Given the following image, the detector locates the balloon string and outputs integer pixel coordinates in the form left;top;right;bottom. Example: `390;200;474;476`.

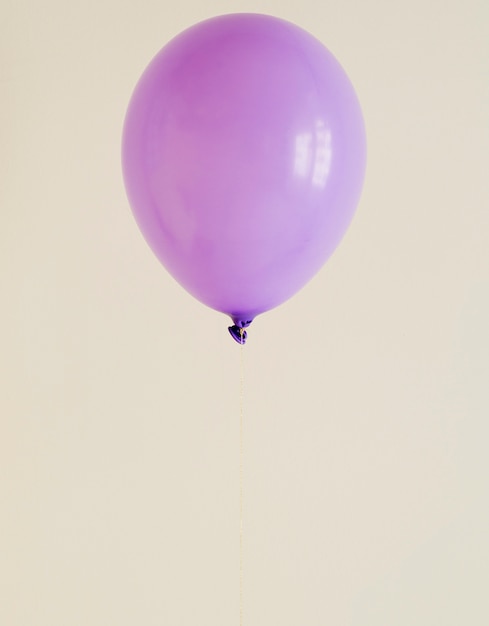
239;328;245;626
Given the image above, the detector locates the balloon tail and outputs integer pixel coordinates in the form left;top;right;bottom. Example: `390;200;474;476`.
228;317;253;344
228;325;248;344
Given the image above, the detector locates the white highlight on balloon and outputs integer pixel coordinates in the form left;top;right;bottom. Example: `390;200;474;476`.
294;120;332;187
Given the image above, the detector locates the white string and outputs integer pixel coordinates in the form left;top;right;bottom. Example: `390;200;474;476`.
239;329;245;626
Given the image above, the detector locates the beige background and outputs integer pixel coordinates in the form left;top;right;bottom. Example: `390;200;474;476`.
2;0;488;624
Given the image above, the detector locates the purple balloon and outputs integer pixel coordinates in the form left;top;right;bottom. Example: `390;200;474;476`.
122;13;366;340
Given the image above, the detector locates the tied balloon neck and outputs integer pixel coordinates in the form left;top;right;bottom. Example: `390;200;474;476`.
228;319;253;345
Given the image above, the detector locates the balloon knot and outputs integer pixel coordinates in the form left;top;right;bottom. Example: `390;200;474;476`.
228;325;248;344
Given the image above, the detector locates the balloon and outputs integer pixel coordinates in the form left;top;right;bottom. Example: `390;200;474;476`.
122;13;366;343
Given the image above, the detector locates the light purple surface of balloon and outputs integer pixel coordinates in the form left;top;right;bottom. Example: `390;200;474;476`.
122;13;366;334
